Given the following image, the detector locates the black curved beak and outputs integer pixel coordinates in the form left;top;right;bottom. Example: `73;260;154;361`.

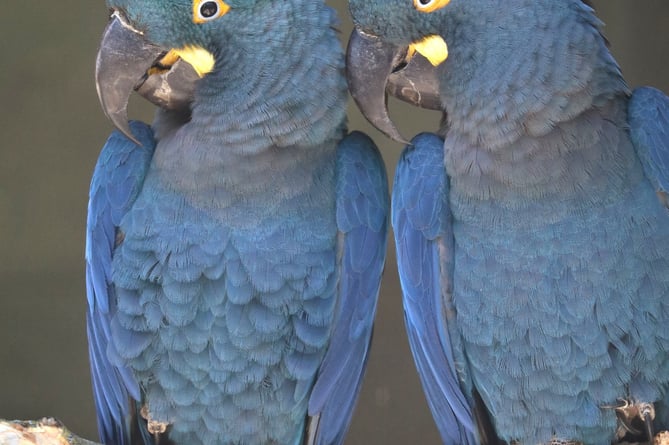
346;28;442;143
95;11;198;143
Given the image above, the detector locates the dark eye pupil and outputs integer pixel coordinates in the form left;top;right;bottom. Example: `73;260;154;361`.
200;1;218;18
418;0;431;5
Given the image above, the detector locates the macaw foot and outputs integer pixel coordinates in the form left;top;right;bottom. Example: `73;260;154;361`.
654;431;669;445
603;398;655;442
140;404;170;440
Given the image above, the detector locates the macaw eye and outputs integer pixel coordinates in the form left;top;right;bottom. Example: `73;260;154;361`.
413;0;450;13
193;0;230;23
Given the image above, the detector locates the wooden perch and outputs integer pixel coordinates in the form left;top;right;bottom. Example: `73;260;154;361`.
0;418;99;445
1;418;669;445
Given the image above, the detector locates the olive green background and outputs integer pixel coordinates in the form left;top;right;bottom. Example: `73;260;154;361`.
1;2;668;444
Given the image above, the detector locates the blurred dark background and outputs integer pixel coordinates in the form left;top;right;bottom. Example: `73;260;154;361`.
1;1;667;444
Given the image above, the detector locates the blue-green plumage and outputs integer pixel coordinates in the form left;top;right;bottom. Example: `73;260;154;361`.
347;0;669;443
87;1;389;444
449;93;669;443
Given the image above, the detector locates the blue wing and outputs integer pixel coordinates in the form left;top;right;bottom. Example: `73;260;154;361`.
628;86;669;202
392;133;477;444
86;122;156;445
307;131;389;445
629;86;669;428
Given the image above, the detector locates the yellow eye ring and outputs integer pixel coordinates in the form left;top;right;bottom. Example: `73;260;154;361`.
413;0;450;13
193;0;230;24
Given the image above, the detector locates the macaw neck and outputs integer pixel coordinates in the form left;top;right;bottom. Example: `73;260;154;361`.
148;0;346;203
439;1;629;151
438;2;643;222
446;95;649;228
188;0;347;155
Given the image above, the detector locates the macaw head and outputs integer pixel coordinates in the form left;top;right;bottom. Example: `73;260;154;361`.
346;0;616;143
96;0;285;142
345;0;452;142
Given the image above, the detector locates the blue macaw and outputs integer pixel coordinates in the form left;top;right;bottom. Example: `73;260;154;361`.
86;0;389;443
345;0;669;444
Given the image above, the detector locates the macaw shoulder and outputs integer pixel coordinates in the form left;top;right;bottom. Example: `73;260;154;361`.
628;86;669;200
87;120;156;311
335;131;388;236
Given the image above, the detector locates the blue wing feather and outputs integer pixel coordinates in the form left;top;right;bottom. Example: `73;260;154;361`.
307;131;389;445
392;133;477;444
86;122;156;445
629;87;669;198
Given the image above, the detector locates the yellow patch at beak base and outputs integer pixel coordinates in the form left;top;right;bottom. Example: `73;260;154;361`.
409;35;448;67
174;45;215;77
147;50;182;76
